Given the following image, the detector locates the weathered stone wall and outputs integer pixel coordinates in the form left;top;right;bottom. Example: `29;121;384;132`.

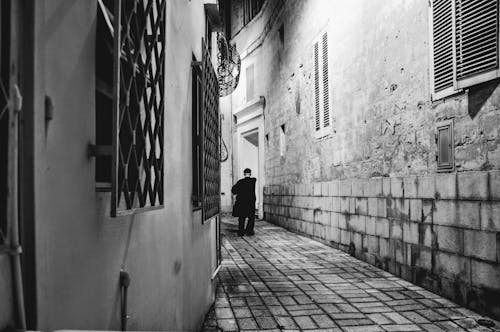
264;171;500;320
238;0;500;183
228;0;500;321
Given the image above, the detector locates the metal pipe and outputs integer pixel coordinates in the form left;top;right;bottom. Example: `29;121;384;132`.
120;270;130;331
9;83;26;330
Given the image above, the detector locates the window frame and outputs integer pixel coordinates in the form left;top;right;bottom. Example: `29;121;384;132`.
429;0;500;100
243;0;264;26
200;37;221;223
110;0;166;217
95;0;114;191
312;29;333;140
192;56;203;210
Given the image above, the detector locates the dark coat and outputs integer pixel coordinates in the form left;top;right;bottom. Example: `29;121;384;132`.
231;177;256;217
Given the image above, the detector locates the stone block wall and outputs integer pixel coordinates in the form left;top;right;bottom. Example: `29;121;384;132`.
264;171;500;320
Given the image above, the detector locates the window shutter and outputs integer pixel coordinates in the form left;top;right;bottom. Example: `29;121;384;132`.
432;0;454;93
431;0;500;97
455;0;499;85
437;119;455;172
321;32;330;128
313;42;321;132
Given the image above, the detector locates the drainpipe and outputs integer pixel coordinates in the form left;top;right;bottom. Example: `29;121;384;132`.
120;270;130;331
9;84;27;330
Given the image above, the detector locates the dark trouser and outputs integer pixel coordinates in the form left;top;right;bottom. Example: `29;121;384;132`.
238;215;255;234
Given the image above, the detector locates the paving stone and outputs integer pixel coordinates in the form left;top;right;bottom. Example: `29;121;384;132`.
201;217;500;332
383;324;422;331
310;314;337;328
294;315;317;329
275;316;298;329
215;307;234;319
336;318;374;326
250;307;272;317
342;325;384;331
367;313;393;325
233;307;252;318
237;317;258;330
255;316;278;329
268;305;288;316
217;318;238;331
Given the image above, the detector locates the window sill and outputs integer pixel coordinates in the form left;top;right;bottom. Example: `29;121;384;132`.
315;132;334;142
431;88;465;104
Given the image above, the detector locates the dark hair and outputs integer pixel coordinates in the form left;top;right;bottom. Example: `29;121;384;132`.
243;168;251;174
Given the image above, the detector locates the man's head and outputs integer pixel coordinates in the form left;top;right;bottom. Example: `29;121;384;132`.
243;168;252;177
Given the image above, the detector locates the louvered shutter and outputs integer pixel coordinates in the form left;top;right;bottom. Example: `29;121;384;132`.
437;119;455;172
455;0;499;88
313;31;331;138
322;32;330;128
432;0;454;95
314;42;321;132
431;0;500;98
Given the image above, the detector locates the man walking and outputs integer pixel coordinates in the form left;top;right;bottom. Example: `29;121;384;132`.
231;168;257;236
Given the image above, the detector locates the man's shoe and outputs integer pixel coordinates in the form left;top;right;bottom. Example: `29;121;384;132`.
237;231;245;237
246;231;255;236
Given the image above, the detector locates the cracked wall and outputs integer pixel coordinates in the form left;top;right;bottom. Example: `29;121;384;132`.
228;0;500;183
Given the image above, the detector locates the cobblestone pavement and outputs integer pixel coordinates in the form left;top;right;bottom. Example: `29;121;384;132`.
202;217;500;332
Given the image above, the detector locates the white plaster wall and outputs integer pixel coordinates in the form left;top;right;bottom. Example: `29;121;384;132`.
220;96;234;212
31;0;216;330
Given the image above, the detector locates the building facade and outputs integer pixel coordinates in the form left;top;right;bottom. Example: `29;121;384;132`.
223;0;500;321
0;0;222;330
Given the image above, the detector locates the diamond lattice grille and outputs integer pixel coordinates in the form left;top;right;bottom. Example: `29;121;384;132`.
112;0;166;216
202;39;221;222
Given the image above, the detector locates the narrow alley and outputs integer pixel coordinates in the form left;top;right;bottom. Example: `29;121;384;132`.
2;0;500;331
202;217;500;332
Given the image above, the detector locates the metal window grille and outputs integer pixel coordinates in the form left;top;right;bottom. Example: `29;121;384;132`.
202;38;221;222
111;0;166;217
